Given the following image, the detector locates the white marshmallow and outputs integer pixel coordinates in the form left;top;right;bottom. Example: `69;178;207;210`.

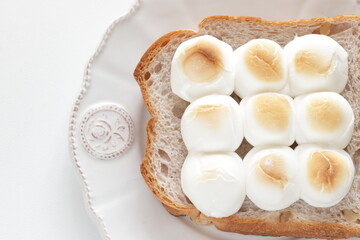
240;93;295;146
181;95;243;152
171;35;234;102
243;146;300;211
294;92;354;149
284;34;348;96
234;39;288;98
181;152;246;217
296;144;355;208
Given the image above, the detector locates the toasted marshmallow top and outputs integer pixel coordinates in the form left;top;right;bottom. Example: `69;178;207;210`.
181;95;243;152
181;152;246;218
243;146;300;211
240;93;295;146
296;144;355;207
284;34;348;96
234;39;288;98
294;92;354;148
175;34;354;214
171;35;234;102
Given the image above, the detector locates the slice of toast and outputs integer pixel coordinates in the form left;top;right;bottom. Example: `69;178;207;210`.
134;15;360;238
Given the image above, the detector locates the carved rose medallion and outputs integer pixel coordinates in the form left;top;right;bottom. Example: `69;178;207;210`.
80;104;134;160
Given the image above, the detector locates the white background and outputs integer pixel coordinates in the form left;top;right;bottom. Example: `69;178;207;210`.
0;0;132;239
0;0;359;240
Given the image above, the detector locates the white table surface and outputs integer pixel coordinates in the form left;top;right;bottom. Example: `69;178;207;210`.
0;0;133;239
1;0;359;240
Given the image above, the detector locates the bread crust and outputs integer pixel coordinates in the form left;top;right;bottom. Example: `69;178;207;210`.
200;15;360;26
134;15;360;238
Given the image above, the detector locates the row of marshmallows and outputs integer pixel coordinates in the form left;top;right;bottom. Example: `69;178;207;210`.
171;34;348;102
181;145;355;218
182;93;354;150
180;94;355;218
172;34;355;218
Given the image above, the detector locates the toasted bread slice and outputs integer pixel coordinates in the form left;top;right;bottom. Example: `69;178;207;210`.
134;15;360;238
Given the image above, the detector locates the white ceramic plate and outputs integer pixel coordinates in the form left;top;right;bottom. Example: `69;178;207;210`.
69;0;360;239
